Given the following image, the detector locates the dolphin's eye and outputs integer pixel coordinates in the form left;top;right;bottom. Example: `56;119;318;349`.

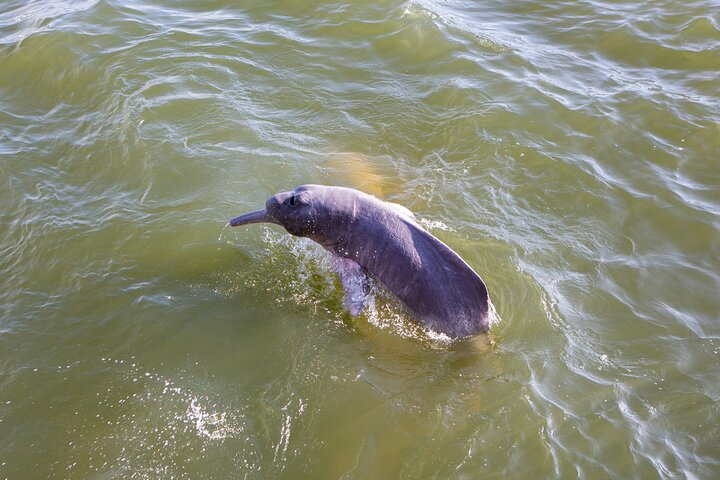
288;195;297;207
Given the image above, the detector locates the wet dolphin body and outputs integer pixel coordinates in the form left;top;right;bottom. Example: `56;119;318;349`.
229;185;490;338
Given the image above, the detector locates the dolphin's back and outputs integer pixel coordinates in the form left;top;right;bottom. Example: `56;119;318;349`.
339;191;490;337
403;222;490;336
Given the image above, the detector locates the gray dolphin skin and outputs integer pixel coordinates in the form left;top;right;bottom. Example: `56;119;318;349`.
229;185;490;338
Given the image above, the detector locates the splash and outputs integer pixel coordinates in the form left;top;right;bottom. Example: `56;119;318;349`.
216;222;231;242
486;297;501;328
54;357;255;479
229;228;491;346
417;217;456;232
259;229;458;343
99;357;245;442
186;397;243;441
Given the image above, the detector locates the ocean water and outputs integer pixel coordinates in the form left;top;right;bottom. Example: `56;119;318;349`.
1;0;718;478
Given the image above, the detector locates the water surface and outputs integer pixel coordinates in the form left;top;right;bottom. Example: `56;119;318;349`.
1;0;719;478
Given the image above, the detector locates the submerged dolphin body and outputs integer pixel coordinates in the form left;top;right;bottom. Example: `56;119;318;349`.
229;185;490;338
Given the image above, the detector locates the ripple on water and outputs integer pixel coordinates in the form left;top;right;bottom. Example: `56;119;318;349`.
1;0;719;478
0;0;99;46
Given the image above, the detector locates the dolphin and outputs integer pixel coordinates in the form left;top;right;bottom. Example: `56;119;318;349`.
229;185;490;338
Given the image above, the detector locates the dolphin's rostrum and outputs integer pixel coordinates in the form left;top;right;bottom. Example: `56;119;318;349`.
229;185;490;338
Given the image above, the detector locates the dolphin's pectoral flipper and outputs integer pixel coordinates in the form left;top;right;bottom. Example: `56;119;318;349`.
330;255;368;316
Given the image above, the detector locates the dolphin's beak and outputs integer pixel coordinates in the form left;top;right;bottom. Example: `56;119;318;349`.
228;209;280;227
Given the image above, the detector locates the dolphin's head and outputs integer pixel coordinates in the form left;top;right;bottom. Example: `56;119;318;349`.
229;185;351;240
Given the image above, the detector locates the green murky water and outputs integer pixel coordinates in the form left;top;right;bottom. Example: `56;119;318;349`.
1;0;719;478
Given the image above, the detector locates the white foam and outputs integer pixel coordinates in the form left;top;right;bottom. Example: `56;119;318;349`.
418;217;456;232
186;397;243;441
487;297;501;327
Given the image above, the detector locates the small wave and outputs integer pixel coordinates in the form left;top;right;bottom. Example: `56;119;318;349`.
401;0;511;54
0;0;99;46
